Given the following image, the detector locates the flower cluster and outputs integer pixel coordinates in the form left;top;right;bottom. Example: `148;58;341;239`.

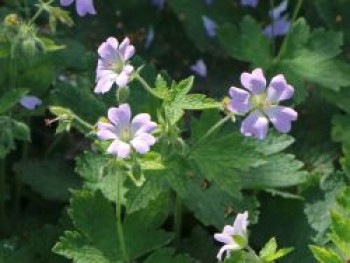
60;0;96;17
95;37;135;94
214;212;249;261
227;68;297;140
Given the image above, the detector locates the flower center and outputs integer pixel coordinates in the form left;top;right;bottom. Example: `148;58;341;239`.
250;93;267;109
111;59;124;74
119;126;131;142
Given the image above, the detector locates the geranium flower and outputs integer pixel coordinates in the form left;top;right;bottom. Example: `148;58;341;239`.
95;37;135;94
190;59;207;77
240;0;258;8
227;68;297;140
202;16;218;38
97;104;157;158
214;212;249;261
20;95;42;110
263;0;290;38
60;0;96;17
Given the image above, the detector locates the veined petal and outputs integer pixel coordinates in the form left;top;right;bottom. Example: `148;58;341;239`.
265;105;297;133
240;68;266;94
132;113;157;134
240;110;269;140
228;87;251;114
115;72;130;88
131;133;156;154
94;75;115;94
108;104;131;127
232;212;249;237
107;139;131;158
216;244;240;261
266;74;294;102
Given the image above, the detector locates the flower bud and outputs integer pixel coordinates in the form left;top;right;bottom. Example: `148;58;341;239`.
4;14;20;27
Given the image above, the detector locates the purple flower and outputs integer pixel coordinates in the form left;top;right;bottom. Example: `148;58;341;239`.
150;0;165;9
60;0;96;17
95;37;135;94
227;68;297;140
263;0;290;38
214;212;249;261
144;27;155;49
202;16;218;38
190;59;207;77
240;0;258;8
97;104;157;158
20;95;42;110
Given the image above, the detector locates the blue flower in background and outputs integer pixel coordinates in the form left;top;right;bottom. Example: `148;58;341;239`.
150;0;165;10
20;95;42;110
202;16;218;38
263;0;290;38
190;59;207;78
60;0;96;17
240;0;258;8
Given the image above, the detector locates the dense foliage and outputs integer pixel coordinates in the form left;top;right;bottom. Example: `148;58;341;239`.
0;0;349;262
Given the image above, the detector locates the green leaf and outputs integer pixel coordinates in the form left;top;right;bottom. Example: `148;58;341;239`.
14;159;80;201
144;248;195;263
218;16;272;68
75;151;123;203
259;238;277;258
12;120;30;142
53;190;120;262
38;37;66;52
0;88;28;114
259;237;293;262
309;246;343;263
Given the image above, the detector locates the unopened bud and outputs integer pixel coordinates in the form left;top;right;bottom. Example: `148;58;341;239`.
4;14;20;27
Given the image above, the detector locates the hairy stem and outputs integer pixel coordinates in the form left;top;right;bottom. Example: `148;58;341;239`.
116;173;128;262
29;0;54;24
174;193;182;246
134;74;163;99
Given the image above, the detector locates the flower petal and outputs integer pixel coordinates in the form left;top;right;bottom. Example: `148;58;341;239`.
202;16;218;38
227;87;252;114
96;122;117;140
107;139;131;158
20;95;42;110
108;104;131;127
240;110;269;140
131;133;156;154
60;0;74;6
115;72;130;88
266;74;294;102
98;38;118;60
119;37;135;61
240;68;266;94
216;244;240;261
265;105;297;133
132;113;157;134
232;212;249;237
190;59;207;77
214;233;232;245
94;75;115;94
76;0;96;16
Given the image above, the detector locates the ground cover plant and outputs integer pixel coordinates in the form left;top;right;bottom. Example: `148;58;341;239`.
0;0;349;262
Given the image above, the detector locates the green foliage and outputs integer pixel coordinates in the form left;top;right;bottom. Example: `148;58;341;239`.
259;238;293;262
53;190;173;262
14;159;80;201
0;116;30;158
218;16;272;68
144;248;195;263
309;187;350;262
0;88;28;114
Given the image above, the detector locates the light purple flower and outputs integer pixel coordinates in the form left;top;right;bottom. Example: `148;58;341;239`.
95;37;135;94
240;0;258;8
20;95;42;110
202;16;218;38
190;59;207;77
60;0;96;17
214;212;249;261
150;0;165;9
263;0;290;38
227;68;297;140
144;27;155;49
97;104;157;158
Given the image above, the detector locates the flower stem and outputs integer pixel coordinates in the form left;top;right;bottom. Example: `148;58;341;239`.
0;158;7;233
174;193;182;246
29;0;54;25
116;173;128;262
134;74;163;99
275;0;304;61
191;115;232;151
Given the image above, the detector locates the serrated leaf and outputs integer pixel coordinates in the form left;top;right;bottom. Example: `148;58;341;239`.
309;246;343;263
218;16;272;68
0;88;28;114
259;238;277;258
